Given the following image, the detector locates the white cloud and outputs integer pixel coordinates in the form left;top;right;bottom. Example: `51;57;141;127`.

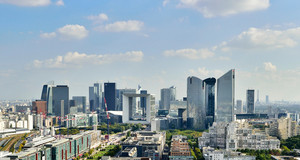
220;27;300;50
96;20;144;32
55;0;64;6
177;0;270;18
57;24;89;40
264;62;277;72
0;0;51;6
163;48;214;59
189;67;225;78
87;13;108;24
40;25;88;40
33;51;143;68
163;0;170;6
40;32;56;39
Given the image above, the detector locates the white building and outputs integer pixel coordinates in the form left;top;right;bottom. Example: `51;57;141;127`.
199;121;280;150
123;93;155;124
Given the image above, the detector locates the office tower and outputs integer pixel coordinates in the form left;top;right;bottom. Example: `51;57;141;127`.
41;84;54;115
72;96;87;113
247;89;255;114
104;82;116;111
94;83;103;112
52;85;69;117
89;83;103;113
204;78;216;128
160;86;176;110
216;69;235;123
89;86;95;112
266;95;269;104
256;90;260;104
117;89;136;111
187;76;206;130
32;100;47;115
236;100;243;114
140;90;147;115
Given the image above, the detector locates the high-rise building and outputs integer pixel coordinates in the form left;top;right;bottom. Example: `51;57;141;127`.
187;76;206;130
236;100;243;114
41;84;54;115
216;69;235;123
204;78;216;128
266;95;269;104
89;86;95;112
256;90;260;104
32;100;47;115
94;83;103;112
104;82;116;111
140;90;147;115
89;83;103;113
160;86;176;110
72;96;86;113
117;89;136;111
52;85;69;117
246;89;255;114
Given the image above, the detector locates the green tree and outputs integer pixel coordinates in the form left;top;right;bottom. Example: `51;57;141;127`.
194;148;204;160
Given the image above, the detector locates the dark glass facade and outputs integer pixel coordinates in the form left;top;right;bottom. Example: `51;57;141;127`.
104;82;116;111
204;78;216;128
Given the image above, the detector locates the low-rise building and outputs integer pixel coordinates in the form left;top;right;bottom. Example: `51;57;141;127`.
121;131;166;160
169;135;193;160
199;121;280;150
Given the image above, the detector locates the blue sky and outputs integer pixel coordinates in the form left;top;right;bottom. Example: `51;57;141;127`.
1;0;300;102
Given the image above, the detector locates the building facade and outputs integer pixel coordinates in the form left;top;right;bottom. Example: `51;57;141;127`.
187;76;205;130
216;69;235;123
246;90;255;114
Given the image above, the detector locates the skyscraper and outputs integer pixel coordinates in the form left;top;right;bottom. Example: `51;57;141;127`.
216;69;235;123
266;95;269;104
187;76;206;130
160;86;176;110
89;86;96;112
89;83;103;113
41;84;54;115
52;85;69;117
256;90;260;104
72;96;87;113
94;83;103;112
104;82;116;111
117;89;136;111
203;78;216;128
140;90;147;115
247;89;255;114
236;100;243;114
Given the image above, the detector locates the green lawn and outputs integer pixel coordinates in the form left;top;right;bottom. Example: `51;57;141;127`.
88;145;118;160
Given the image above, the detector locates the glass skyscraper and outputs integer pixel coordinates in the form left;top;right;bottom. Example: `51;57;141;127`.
246;89;255;114
204;78;216;128
187;76;206;130
72;96;87;113
160;86;176;110
104;82;116;111
52;85;69;117
89;83;103;113
216;69;235;123
41;84;54;115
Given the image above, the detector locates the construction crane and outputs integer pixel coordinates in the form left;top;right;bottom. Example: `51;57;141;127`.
104;97;110;140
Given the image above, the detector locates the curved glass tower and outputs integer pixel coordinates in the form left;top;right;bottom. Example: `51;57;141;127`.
204;78;216;128
187;76;206;130
216;69;235;123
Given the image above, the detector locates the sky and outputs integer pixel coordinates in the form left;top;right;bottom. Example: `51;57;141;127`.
1;0;300;102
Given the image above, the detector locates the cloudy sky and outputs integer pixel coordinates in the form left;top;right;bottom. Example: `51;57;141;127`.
1;0;300;102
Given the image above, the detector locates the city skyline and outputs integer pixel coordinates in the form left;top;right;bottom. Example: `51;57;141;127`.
1;0;300;101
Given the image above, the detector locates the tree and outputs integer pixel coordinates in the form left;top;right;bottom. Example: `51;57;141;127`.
194;148;204;160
